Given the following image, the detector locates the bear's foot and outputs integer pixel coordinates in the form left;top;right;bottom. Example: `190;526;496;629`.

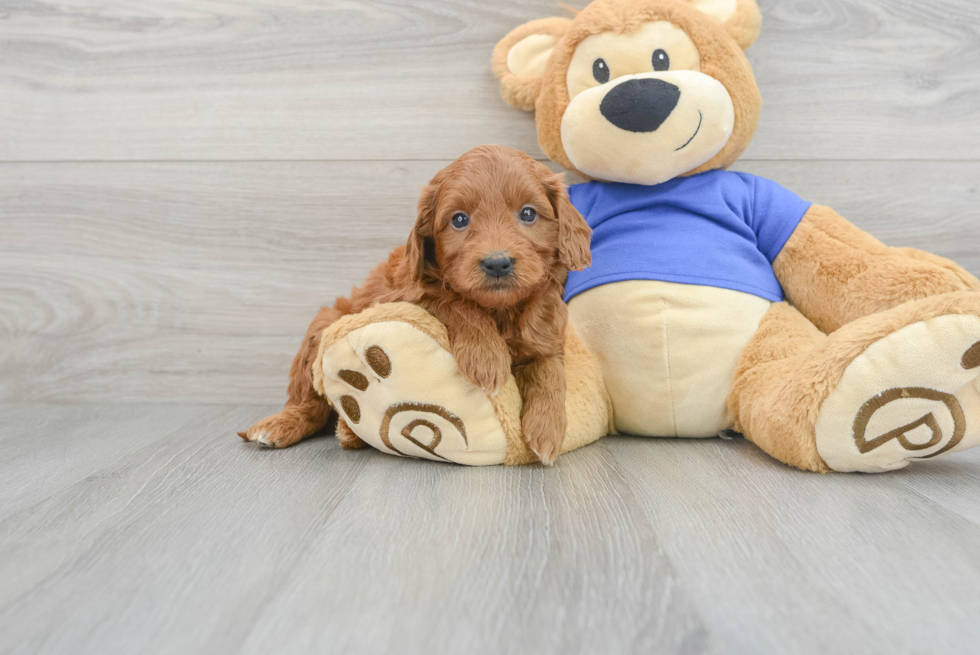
816;306;980;472
312;303;529;466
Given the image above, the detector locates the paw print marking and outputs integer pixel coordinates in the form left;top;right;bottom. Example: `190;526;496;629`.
365;345;391;377
378;401;468;461
962;340;980;370
340;395;361;424
338;369;368;391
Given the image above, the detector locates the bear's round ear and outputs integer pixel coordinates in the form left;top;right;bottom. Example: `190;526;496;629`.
689;0;761;50
492;17;572;112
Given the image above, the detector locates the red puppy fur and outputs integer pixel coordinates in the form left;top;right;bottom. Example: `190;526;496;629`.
240;145;592;464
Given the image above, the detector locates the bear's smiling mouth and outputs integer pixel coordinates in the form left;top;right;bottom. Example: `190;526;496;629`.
674;110;703;152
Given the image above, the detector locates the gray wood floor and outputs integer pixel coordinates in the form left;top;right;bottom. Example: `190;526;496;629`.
3;0;980;653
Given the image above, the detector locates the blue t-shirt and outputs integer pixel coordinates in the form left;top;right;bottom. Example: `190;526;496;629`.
564;170;812;303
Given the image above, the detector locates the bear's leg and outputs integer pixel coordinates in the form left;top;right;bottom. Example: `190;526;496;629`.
774;205;980;334
730;293;980;473
313;302;610;465
728;303;831;472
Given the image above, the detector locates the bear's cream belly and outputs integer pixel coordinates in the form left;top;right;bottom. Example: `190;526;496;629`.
567;280;771;437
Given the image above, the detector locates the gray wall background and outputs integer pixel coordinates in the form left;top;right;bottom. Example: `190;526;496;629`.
3;0;979;404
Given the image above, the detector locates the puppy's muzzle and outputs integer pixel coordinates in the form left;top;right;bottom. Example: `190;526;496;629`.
600;78;680;133
481;253;515;279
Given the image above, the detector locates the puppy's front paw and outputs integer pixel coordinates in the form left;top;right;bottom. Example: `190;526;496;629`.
522;415;565;466
524;427;563;466
454;345;511;396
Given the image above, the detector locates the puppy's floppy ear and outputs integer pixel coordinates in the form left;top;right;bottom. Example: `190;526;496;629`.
406;181;440;281
492;17;571;111
542;171;591;272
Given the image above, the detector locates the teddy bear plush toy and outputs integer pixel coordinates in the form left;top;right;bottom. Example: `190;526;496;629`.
312;0;980;473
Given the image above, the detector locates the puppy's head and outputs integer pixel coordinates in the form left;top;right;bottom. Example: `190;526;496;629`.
407;145;591;309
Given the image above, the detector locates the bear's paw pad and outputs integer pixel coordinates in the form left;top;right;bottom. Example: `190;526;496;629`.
318;320;510;466
816;314;980;472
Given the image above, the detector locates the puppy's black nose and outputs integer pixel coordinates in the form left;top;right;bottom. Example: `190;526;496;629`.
481;254;515;279
600;78;680;133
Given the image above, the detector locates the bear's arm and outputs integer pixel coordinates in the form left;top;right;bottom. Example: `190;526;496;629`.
772;204;980;334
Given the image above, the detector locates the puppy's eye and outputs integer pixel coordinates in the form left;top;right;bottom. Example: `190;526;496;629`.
652;49;669;72
451;212;470;230
592;58;610;84
518;206;537;224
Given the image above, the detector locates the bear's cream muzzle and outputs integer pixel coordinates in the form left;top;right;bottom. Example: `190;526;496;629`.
560;70;735;185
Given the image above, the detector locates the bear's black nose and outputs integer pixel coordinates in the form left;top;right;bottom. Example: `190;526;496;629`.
481;254;515;279
599;78;681;133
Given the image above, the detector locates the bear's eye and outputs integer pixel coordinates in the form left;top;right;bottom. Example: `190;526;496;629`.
518;206;537;224
652;49;670;72
592;58;610;84
451;212;470;230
